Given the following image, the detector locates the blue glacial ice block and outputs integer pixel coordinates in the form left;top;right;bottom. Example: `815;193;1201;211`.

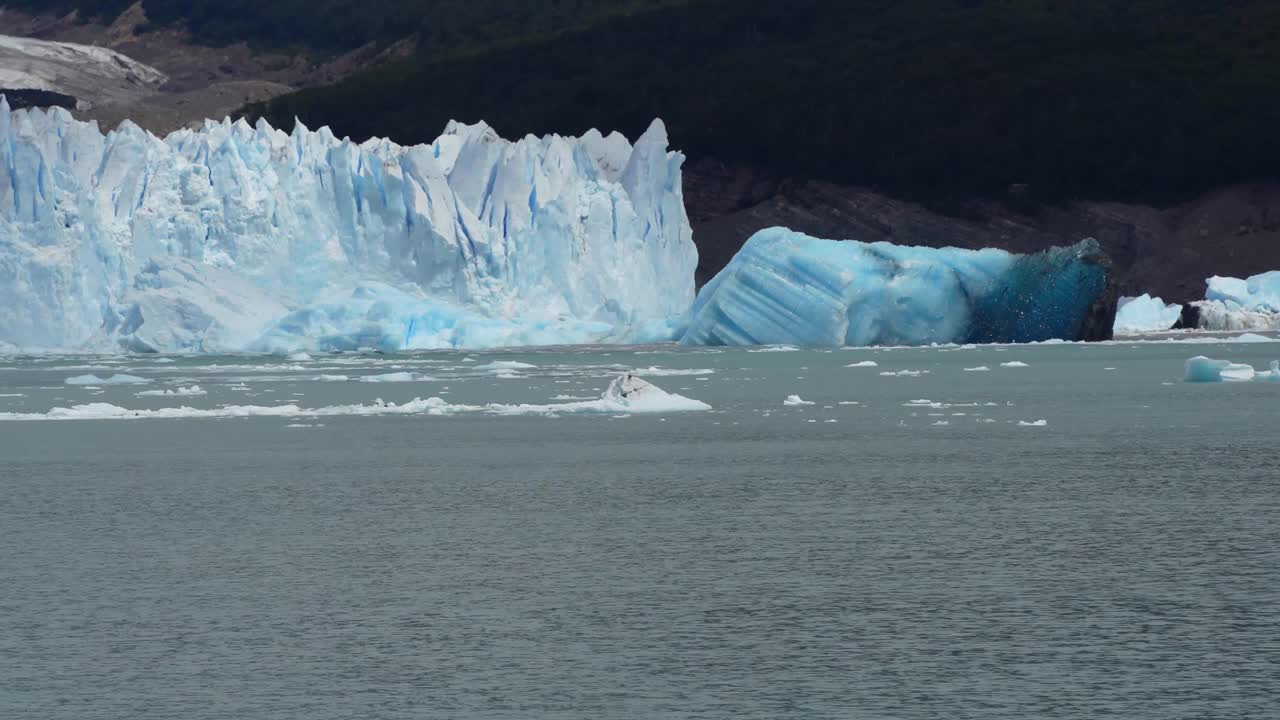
1113;294;1183;334
1206;271;1280;313
680;228;1114;347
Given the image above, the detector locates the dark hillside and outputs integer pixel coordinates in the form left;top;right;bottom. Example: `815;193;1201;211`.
13;1;1280;206
242;0;1280;206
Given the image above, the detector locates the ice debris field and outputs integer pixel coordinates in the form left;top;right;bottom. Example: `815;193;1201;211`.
1;336;1275;429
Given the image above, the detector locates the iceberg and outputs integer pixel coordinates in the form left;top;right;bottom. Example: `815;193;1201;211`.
1184;355;1280;383
1189;272;1280;331
0;97;696;352
1113;294;1183;334
1206;272;1280;312
680;228;1114;347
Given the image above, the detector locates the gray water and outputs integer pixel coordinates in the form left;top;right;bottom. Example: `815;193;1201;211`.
2;340;1278;718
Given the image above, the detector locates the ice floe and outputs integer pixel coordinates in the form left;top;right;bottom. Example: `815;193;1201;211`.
65;373;149;385
1184;356;1280;383
0;375;708;421
136;385;207;397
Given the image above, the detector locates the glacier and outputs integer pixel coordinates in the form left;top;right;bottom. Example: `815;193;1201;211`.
0;97;696;352
680;228;1114;347
1191;271;1280;331
1113;294;1182;334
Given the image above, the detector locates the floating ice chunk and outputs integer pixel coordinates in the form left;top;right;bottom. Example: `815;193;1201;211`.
287;352;313;362
1258;361;1280;382
681;228;1112;347
845;361;878;368
964;366;990;372
136;385;206;397
359;372;421;383
488;375;710;414
1230;333;1276;343
1113;294;1183;334
748;345;801;353
1018;420;1048;427
1000;361;1029;368
315;374;350;382
783;394;815;406
1183;355;1280;382
474;361;537;371
1184;356;1232;382
880;369;929;377
0;397;469;421
65;373;149;385
628;366;715;376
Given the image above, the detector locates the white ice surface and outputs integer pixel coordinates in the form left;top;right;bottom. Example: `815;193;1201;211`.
0;34;165;108
0;100;695;353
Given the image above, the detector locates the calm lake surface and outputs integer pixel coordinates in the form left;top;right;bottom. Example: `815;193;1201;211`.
2;339;1278;719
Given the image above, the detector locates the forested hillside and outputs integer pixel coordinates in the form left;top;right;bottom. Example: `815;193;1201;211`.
9;0;1280;204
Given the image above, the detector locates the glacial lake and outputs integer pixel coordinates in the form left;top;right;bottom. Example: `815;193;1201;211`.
2;338;1278;719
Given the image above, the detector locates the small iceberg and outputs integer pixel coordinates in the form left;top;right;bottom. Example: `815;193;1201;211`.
65;373;149;385
1113;294;1183;334
1184;356;1280;383
136;385;207;397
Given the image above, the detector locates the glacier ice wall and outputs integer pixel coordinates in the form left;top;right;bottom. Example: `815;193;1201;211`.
1192;271;1280;331
680;228;1113;347
0;97;696;352
1113;294;1182;334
